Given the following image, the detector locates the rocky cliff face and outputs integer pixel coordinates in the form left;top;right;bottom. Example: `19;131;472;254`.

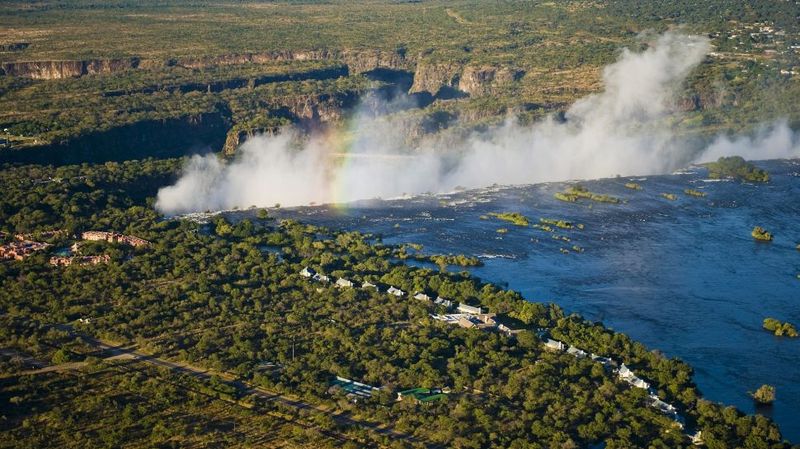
410;61;523;98
1;58;140;79
2;48;519;100
179;48;409;72
1;60;83;79
85;58;141;75
223;91;361;155
340;49;409;73
676;90;729;112
1;49;409;80
222;127;279;155
100;65;349;98
279;91;360;124
174;50;336;70
458;65;524;96
409;61;463;96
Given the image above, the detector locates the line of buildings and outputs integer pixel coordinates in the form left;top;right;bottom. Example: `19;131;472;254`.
13;230;67;241
0;240;50;260
49;254;111;266
300;267;464;310
81;231;151;247
413;292;454;309
543;336;703;443
52;230;150;266
300;267;412;299
2;229;150;265
299;267;522;339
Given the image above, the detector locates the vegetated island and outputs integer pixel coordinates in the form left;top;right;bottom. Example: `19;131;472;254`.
624;182;643;190
554;184;621;204
540;218;579;230
684;188;706;198
533;219;585;233
752;226;774;242
488;212;530;226
395;245;483;269
752;384;777;405
763;318;799;337
704;156;770;182
427;254;483;269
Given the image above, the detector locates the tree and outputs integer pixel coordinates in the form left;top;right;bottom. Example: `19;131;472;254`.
51;348;72;365
215;219;233;237
515;330;537;349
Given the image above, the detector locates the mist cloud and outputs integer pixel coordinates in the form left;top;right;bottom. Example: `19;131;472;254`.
698;120;800;162
156;32;800;215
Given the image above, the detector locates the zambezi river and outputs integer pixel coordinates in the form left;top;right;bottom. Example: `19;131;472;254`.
249;159;800;441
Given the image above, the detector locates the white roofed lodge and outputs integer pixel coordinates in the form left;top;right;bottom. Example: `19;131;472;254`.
387;286;405;297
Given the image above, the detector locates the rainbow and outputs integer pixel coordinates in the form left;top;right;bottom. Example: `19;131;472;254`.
319;119;359;212
268;115;425;211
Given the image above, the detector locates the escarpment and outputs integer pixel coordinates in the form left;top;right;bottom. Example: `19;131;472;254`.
223;91;361;154
1;49;522;106
339;49;410;74
458;65;524;96
409;60;524;98
2;45;527;162
1;48;410;80
409;61;463;97
174;50;338;70
0;112;229;165
174;48;410;73
101;65;349;98
281;92;360;123
1;58;140;79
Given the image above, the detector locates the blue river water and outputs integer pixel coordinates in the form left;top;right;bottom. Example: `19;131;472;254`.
264;159;800;441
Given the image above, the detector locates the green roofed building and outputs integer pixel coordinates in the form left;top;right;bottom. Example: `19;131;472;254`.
396;388;448;404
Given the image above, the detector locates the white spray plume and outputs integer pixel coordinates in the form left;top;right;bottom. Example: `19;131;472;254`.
156;32;799;215
698;120;800;162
